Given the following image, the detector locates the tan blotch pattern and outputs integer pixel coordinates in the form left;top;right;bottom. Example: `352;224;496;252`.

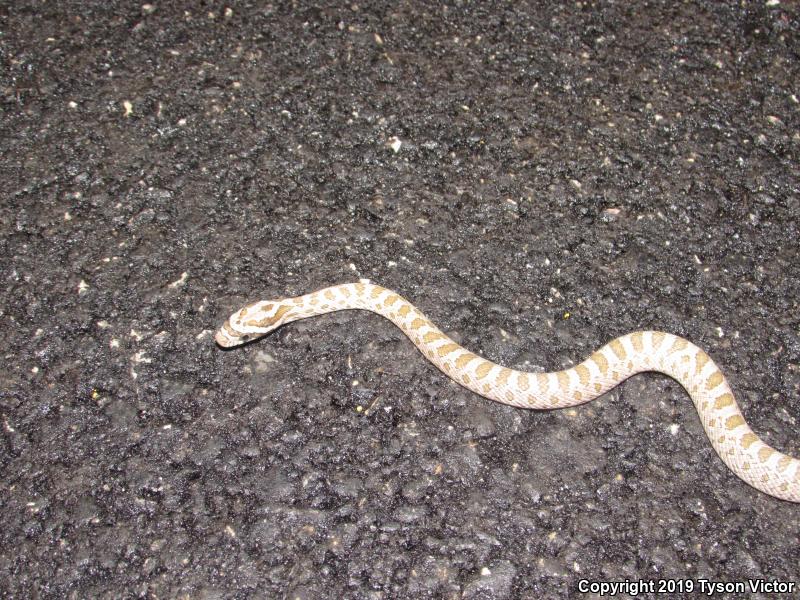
216;282;800;502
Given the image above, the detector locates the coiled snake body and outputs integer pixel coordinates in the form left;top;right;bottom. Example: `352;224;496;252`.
216;282;800;502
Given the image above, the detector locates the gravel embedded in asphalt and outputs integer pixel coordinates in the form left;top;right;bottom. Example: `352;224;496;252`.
2;1;799;597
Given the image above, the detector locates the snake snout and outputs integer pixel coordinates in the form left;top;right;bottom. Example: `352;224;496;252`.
214;327;237;347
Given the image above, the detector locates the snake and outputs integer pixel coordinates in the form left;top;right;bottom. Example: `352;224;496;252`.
215;282;800;502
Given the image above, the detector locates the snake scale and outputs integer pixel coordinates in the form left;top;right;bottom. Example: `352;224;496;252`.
216;282;800;502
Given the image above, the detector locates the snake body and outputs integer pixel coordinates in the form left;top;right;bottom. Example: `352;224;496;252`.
216;282;800;502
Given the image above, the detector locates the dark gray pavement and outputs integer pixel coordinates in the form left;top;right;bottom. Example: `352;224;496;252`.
1;1;799;598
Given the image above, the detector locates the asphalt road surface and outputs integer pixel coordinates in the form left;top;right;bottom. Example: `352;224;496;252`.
2;1;799;598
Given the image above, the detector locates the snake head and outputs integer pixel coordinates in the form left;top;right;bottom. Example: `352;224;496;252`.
215;301;295;348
